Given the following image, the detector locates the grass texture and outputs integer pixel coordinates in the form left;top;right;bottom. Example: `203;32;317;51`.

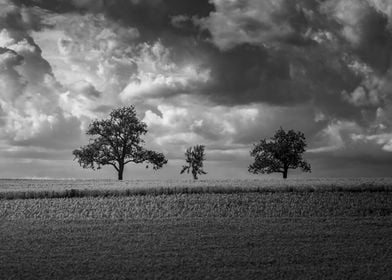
2;217;391;279
1;178;392;199
1;192;392;219
1;179;392;279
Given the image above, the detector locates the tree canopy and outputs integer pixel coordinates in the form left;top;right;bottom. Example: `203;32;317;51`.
73;106;167;180
248;128;311;179
180;145;207;180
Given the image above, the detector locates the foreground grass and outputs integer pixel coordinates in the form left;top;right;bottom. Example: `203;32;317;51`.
1;191;392;279
1;217;392;279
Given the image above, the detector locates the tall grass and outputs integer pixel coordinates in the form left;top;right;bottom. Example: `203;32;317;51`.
2;192;392;220
1;178;392;200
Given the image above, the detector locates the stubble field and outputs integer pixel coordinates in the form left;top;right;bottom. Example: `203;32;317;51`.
1;178;392;279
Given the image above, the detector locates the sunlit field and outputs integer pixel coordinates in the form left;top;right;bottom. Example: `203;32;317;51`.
1;178;392;279
1;177;392;199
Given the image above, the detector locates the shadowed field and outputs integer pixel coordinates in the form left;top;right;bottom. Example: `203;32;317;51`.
2;217;392;280
1;185;392;279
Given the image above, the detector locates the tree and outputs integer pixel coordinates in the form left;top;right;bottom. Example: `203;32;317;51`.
180;145;207;180
248;128;311;179
73;106;167;180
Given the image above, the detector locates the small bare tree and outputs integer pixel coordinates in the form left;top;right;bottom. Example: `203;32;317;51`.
180;145;207;180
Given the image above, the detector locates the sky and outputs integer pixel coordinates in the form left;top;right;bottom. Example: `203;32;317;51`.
1;0;392;180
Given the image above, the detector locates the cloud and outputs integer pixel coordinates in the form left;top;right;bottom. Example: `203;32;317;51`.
143;101;260;160
196;0;310;50
0;47;25;100
0;0;45;33
120;41;210;101
20;0;388;121
352;133;392;152
33;12;212;105
342;86;379;107
192;0;392;117
44;12;139;92
308;120;362;153
321;0;392;73
141;95;326;162
0;0;90;152
1;0;392;178
16;0;214;40
69;80;101;98
199;0;392;73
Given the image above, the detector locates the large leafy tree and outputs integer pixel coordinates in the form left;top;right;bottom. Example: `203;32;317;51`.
248;128;311;179
180;145;207;180
73;106;167;180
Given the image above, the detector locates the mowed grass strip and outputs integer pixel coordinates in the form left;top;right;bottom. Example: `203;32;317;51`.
1;217;392;280
1;192;392;219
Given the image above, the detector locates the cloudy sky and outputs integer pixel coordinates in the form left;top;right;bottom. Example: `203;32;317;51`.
1;0;392;179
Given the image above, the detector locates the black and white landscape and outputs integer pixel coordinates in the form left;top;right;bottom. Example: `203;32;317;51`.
1;0;392;279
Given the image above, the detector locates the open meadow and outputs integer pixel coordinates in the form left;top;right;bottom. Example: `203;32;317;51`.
1;178;392;279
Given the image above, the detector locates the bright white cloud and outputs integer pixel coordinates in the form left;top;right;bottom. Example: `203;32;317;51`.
120;41;210;101
142;96;321;162
34;12;139;107
142;97;260;158
0;1;85;150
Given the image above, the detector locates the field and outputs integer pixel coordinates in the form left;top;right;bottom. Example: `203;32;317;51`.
1;177;392;199
1;179;392;279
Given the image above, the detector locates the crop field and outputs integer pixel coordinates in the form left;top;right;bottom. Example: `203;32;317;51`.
1;177;392;199
1;179;392;279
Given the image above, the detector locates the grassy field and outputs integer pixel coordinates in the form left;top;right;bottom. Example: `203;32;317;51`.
1;177;392;199
1;179;392;279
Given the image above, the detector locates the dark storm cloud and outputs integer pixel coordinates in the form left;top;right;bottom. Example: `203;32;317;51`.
13;0;76;13
200;44;312;105
203;43;362;109
11;0;392;111
187;0;392;126
15;0;214;40
320;0;392;75
88;0;214;42
160;37;363;124
8;1;392;124
354;8;392;74
17;0;390;130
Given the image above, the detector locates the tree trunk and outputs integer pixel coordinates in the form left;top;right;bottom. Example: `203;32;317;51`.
192;170;198;180
118;163;124;180
283;168;288;179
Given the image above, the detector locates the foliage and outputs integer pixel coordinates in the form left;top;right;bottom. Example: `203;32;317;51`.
73;106;167;180
249;128;311;178
180;145;207;180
